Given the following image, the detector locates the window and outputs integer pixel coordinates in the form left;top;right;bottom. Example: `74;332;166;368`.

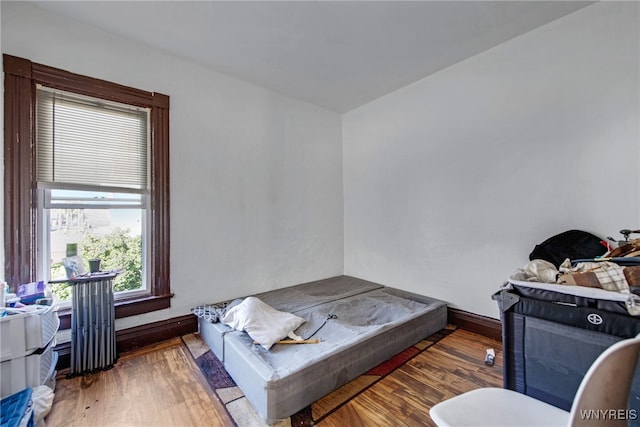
35;87;150;303
42;190;146;303
3;54;171;318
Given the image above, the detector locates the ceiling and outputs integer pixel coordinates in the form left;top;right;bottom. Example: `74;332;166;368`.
31;1;594;113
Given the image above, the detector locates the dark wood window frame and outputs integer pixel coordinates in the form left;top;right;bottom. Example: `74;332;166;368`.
3;54;171;325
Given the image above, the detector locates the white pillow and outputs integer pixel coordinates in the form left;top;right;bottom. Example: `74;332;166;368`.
222;296;305;350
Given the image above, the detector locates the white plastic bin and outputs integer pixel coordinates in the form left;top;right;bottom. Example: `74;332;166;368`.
0;305;59;362
0;340;57;398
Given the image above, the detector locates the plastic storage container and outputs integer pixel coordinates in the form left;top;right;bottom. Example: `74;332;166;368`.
0;340;58;398
0;305;59;362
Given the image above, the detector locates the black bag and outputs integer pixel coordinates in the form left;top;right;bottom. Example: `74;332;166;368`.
529;229;608;268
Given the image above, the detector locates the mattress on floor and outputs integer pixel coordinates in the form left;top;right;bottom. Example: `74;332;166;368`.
198;276;384;360
222;286;447;424
198;318;230;361
253;275;384;313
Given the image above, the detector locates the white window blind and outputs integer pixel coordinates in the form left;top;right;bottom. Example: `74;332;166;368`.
36;86;149;191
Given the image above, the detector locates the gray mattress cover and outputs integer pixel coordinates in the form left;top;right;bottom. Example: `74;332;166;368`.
223;286;447;423
198;276;384;360
237;289;434;377
253;275;383;313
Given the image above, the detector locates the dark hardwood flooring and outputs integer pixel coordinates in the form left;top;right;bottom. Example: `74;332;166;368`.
46;329;502;426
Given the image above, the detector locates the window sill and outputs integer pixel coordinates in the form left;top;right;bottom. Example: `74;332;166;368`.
57;293;173;330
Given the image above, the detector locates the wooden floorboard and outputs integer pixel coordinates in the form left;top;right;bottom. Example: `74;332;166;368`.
45;329;501;426
46;338;234;427
318;330;502;427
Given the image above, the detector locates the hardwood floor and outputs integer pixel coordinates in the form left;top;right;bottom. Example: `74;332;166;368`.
45;329;502;426
46;338;234;426
318;330;503;426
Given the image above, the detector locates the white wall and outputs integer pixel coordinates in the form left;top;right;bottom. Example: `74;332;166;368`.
1;2;344;330
343;1;640;318
3;1;638;327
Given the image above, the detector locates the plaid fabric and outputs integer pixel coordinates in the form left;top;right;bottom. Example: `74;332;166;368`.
565;261;629;292
192;301;232;323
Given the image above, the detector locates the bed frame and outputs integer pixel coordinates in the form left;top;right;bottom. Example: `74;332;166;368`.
197;276;447;424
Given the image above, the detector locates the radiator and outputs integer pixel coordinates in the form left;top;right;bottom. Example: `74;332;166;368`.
69;273;117;376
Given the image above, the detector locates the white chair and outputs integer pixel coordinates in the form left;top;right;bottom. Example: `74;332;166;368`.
429;335;640;427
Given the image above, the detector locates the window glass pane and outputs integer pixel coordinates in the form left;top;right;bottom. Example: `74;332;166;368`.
48;190;144;301
48;188;143;208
